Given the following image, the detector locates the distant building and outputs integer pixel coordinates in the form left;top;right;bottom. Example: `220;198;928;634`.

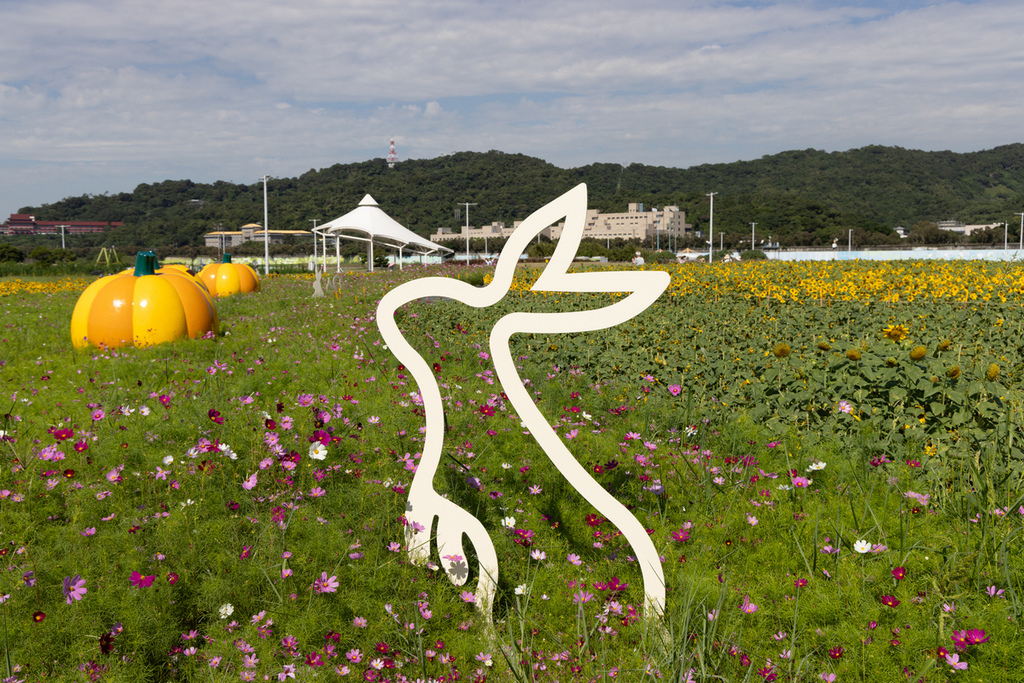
582;204;691;242
937;220;1001;236
431;220;553;243
429;203;691;245
204;223;310;249
1;213;122;236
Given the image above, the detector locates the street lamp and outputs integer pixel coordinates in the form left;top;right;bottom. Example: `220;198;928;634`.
57;224;68;250
848;229;853;252
459;202;477;264
1004;222;1009;250
707;192;717;263
750;222;756;253
260;175;271;275
1016;213;1024;250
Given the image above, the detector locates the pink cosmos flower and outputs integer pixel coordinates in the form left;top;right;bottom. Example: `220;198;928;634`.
63;575;87;604
945;653;968;670
312;572;339;594
572;591;594;605
739;595;758;614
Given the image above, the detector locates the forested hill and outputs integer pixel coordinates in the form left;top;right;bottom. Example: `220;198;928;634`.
19;144;1024;249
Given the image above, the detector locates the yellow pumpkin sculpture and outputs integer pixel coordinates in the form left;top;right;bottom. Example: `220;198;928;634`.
71;252;219;349
198;254;261;298
119;260;211;294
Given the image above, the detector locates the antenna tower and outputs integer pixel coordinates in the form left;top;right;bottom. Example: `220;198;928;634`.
387;137;398;169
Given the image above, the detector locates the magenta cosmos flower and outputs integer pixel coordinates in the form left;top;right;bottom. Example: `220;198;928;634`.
129;571;156;588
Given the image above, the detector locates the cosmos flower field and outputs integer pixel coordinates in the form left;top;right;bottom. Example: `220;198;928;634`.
1;260;1022;682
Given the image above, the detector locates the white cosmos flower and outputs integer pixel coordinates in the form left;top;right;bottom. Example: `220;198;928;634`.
309;443;327;460
853;539;871;554
219;603;234;619
163;455;174;466
501;516;516;529
514;584;527;595
807;461;827;471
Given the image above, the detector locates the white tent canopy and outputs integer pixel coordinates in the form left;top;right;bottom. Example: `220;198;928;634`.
314;194;451;271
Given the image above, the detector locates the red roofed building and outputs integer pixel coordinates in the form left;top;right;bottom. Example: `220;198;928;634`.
2;214;123;236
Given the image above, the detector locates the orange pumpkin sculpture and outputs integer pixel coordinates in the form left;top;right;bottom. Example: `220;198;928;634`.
197;254;261;298
71;252;219;349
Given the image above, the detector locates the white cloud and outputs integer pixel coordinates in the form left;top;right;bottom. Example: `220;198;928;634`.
0;0;1022;215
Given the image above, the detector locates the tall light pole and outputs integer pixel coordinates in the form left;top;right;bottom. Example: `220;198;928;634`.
56;224;68;250
707;192;717;263
848;229;853;252
460;202;477;264
655;208;661;251
260;175;271;275
309;219;319;270
750;222;756;252
1004;222;1009;250
1016;213;1024;250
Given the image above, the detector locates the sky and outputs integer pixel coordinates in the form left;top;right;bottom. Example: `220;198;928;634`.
2;0;1023;219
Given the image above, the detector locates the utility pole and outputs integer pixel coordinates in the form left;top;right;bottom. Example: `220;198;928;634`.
309;219;320;269
750;222;756;252
57;224;68;250
707;192;717;263
460;202;477;264
1016;213;1024;250
260;175;271;275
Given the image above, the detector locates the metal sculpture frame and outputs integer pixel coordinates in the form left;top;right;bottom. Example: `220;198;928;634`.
376;184;669;620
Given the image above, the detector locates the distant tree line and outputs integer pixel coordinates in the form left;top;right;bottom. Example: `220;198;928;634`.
5;145;1023;254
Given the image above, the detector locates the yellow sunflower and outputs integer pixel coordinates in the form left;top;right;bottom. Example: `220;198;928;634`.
882;324;910;342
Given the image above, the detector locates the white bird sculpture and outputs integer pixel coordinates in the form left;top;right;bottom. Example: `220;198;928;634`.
376;184;669;620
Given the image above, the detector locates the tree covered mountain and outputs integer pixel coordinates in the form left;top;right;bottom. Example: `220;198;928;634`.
16;144;1024;250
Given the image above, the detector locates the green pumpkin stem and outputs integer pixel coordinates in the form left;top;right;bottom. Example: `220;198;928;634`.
133;252;157;277
222;254;232;263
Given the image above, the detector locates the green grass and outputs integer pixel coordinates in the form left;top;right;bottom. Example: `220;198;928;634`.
0;265;1020;682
